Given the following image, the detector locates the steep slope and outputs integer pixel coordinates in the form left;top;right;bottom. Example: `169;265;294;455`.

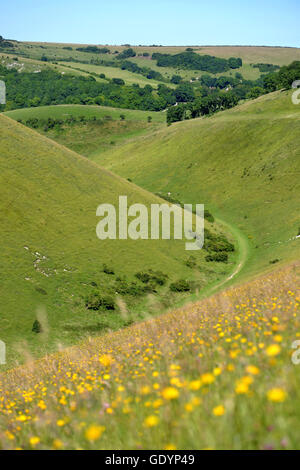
96;90;300;278
0;114;234;365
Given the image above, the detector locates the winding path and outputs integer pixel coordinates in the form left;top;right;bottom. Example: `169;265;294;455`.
197;217;251;301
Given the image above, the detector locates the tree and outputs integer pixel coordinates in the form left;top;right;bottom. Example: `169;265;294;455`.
112;78;125;85
167;103;186;124
175;83;195;102
170;75;182;84
32;319;42;333
117;48;136;60
246;87;265;99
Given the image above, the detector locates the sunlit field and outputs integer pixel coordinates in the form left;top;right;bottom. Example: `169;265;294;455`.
1;263;299;450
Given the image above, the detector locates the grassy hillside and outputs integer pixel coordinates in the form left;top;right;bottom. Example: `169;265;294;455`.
4;105;165;157
0;114;236;366
4;104;165;123
1;262;299;449
96;90;300;279
0;53;107;81
13;42;300;65
5;42;300;84
58;61;173;88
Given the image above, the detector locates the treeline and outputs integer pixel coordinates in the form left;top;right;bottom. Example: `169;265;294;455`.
152;52;242;73
76;46;110;54
166;92;239;124
119;60;165;81
263;61;300;91
0;65;178;111
166;61;300;124
252;63;280;73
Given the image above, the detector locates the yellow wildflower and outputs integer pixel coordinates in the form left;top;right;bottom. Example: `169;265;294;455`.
267;388;287;403
162;387;179;400
85;425;105;441
213;405;225;416
144;415;159;428
266;344;281;357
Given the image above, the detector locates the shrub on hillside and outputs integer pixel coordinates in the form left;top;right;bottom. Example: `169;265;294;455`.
135;269;168;286
204;209;215;223
115;278;146;297
169;279;192;292
204;233;234;253
103;264;115;275
185;256;197;269
85;293;115;311
32;319;43;333
205;253;228;263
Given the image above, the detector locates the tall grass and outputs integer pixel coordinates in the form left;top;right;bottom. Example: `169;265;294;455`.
1;263;299;449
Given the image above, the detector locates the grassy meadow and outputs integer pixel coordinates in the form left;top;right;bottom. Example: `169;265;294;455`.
0;262;299;449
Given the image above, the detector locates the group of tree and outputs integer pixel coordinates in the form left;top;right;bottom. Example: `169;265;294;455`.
166;61;300;124
263;61;300;91
152;51;242;73
117;48;136;60
76;46;110;54
252;63;280;73
0;35;14;49
166;91;239;124
88;56;166;82
0;65;177;112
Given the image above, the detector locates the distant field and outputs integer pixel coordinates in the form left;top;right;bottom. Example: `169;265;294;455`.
17;42;300;65
5;42;300;85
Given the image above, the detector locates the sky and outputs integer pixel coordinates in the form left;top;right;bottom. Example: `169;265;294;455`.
1;0;299;47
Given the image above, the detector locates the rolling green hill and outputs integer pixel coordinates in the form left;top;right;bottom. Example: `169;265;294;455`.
95;90;300;279
4;104;165;123
4;105;165;156
0;113;236;366
6;41;300;83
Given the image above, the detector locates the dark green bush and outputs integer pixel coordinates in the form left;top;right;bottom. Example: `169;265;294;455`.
185;256;197;269
85;293;115;310
204;209;215;223
35;286;47;295
169;279;192;292
204;233;234;253
115;278;146;296
205;253;228;263
135;269;168;286
32;319;43;333
103;264;115;275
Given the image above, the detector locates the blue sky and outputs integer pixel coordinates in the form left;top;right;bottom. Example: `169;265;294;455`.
1;0;299;47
